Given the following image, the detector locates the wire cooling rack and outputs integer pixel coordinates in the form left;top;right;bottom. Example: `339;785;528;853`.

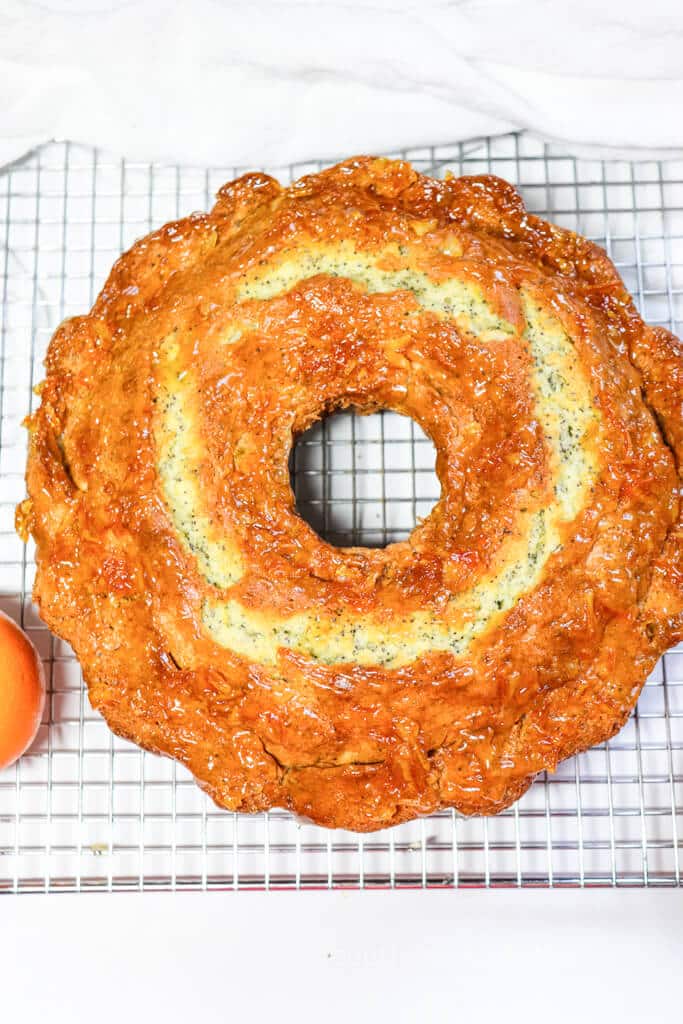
0;133;682;892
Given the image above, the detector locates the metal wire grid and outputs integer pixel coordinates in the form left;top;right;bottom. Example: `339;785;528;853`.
0;133;681;892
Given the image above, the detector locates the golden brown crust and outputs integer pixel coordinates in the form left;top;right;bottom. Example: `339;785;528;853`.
19;158;683;831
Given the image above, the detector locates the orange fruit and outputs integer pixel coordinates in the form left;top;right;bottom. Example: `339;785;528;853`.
0;611;45;770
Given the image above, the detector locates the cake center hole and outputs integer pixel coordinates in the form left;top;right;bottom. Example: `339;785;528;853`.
291;409;439;548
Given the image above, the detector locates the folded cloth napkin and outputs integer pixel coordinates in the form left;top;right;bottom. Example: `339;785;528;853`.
2;0;683;168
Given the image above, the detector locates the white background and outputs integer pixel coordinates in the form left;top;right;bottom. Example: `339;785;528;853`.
2;891;682;1021
4;0;683;165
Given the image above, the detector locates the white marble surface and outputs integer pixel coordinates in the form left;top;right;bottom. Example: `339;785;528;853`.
2;0;683;167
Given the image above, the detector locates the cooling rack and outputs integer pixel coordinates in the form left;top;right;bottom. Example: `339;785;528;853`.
0;133;681;892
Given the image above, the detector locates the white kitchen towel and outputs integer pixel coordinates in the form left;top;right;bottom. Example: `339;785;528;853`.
2;0;683;168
